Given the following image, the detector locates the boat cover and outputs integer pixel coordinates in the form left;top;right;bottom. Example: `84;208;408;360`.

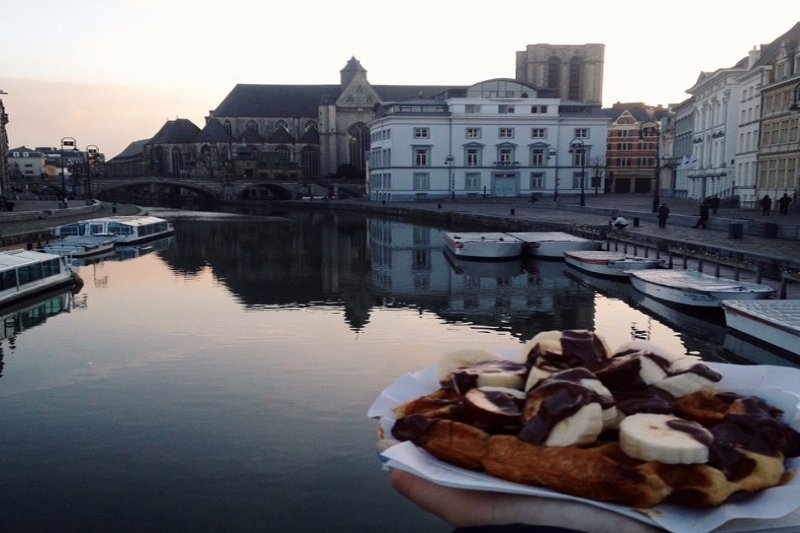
630;269;774;293
723;300;800;332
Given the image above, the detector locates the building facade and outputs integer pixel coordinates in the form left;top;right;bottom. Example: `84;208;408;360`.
0;92;8;196
515;44;605;104
368;79;608;202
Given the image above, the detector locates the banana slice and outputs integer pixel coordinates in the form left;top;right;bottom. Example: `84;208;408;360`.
613;340;688;363
653;358;722;398
435;348;502;382
523;366;553;392
595;352;668;391
620;413;713;464
521;380;604;446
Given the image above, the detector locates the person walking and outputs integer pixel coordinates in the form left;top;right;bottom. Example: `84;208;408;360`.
657;203;670;228
761;194;772;215
693;201;710;229
709;195;720;215
778;193;792;215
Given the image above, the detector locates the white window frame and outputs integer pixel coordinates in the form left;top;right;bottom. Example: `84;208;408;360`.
531;128;547;138
574;128;589;138
465;128;481;139
413;147;430;167
413;172;430;190
499;128;515;139
465;147;481;167
530;172;544;189
465;172;481;190
413;128;430;139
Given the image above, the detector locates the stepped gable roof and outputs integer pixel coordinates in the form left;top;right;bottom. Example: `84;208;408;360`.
109;139;149;161
267;127;295;143
146;119;202;145
212;83;465;118
299;126;319;143
196;119;235;143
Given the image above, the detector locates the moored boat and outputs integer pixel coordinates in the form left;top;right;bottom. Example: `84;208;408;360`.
0;250;78;307
564;250;663;278
628;269;775;307
722;299;800;356
52;216;174;245
505;232;600;259
442;232;523;259
39;234;117;258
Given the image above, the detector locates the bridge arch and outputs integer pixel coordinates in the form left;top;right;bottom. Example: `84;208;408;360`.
96;178;220;201
237;183;294;200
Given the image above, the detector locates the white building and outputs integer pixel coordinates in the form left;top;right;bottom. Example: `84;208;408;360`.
735;48;771;209
368;79;608;202
6;146;47;180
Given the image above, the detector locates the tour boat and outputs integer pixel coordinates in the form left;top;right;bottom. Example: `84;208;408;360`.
628;269;775;307
39;234;117;258
563;250;663;278
722;299;800;356
0;249;78;307
53;216;174;245
505;232;600;259
442;232;523;259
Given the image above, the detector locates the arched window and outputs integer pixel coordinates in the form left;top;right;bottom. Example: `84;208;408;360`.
348;123;370;171
223;121;232;135
304;120;318;131
275;120;289;132
246;120;259;134
569;56;583;101
301;146;320;177
547;56;561;90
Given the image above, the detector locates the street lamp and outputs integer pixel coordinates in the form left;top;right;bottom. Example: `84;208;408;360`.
60;137;76;207
547;148;559;201
445;155;455;199
639;120;661;212
86;144;99;199
569;138;586;207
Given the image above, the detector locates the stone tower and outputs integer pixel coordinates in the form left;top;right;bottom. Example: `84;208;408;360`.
515;44;605;104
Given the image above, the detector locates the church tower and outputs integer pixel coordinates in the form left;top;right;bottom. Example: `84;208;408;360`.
515;44;605;104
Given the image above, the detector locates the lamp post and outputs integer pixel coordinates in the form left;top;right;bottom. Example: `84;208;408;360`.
60;137;76;207
445;155;455;199
86;144;99;199
548;148;559;202
640;120;661;213
569;138;586;207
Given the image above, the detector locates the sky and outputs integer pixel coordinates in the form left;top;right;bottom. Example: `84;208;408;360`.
1;0;798;159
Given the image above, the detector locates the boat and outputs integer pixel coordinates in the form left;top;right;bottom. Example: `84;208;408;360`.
442;232;523;259
39;234;117;258
505;232;600;258
628;269;775;307
563;250;663;278
722;300;800;357
0;250;78;307
52;215;174;245
443;249;524;278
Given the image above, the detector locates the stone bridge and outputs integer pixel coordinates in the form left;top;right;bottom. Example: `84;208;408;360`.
11;176;363;201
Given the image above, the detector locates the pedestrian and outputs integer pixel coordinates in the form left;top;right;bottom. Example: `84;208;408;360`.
761;194;772;215
610;214;629;229
657;203;670;228
709;195;720;215
778;193;792;215
693;201;709;229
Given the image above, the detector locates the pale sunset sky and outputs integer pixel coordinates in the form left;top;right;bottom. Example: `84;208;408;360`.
1;0;797;159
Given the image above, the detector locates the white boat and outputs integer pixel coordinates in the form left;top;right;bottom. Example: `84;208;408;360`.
0;250;78;307
39;235;117;258
563;250;663;278
53;215;174;245
628;269;775;307
442;232;523;259
505;232;600;258
722;300;800;356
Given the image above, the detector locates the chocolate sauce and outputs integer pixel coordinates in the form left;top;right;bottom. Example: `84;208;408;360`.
613;387;674;415
666;419;713;446
450;360;527;394
559;330;608;370
391;414;438;442
519;382;596;444
463;389;523;434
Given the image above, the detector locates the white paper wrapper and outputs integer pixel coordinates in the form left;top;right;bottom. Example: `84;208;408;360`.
368;358;800;533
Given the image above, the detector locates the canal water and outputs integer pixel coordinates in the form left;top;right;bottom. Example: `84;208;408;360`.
0;208;796;533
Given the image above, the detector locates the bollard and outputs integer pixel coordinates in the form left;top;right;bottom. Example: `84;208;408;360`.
633;217;640;227
437;203;442;209
510;208;515;215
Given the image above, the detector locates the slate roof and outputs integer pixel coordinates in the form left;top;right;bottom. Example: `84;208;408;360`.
146;119;202;145
109;139;149;161
267;127;295;143
299;127;319;143
751;21;800;68
196;119;235;143
211;83;466;118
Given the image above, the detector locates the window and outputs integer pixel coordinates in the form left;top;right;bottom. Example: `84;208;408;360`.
618;157;631;167
530;173;544;189
465;173;481;190
531;128;547;138
618;142;632;151
574;128;589;138
499;105;515;114
466;147;480;167
466;128;481;138
498;147;514;164
530;105;548;114
413;147;429;167
531;148;545;166
572;172;584;189
499;128;514;138
413;128;429;139
413;172;430;190
465;104;482;113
